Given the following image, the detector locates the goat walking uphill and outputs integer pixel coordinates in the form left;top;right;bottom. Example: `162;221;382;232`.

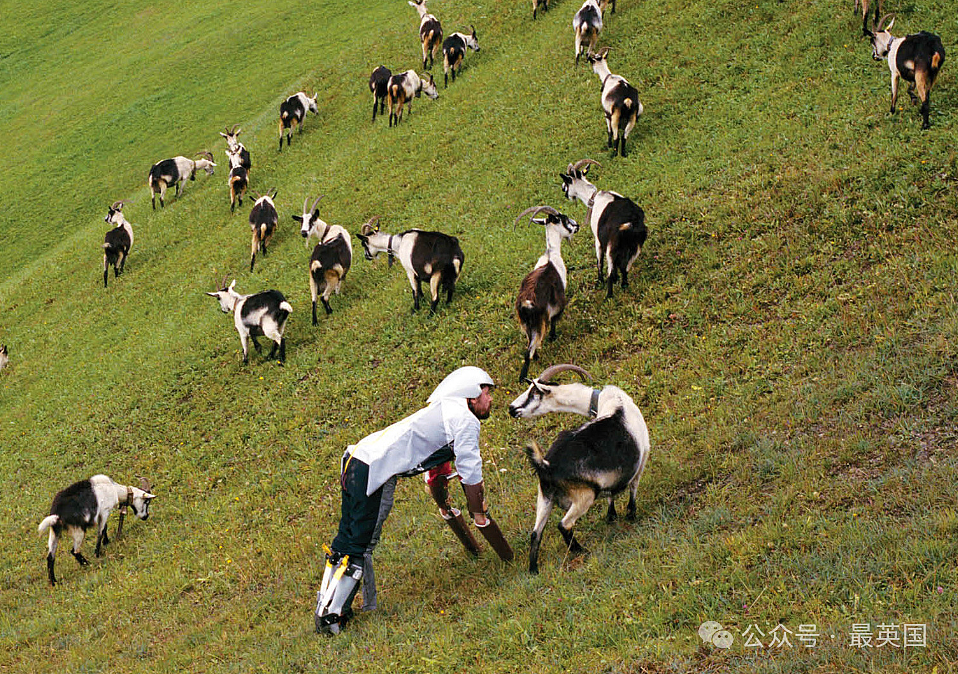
514;206;579;382
278;92;319;150
38;475;155;586
357;218;464;313
410;0;443;70
206;278;292;364
102;201;133;288
294;195;354;322
560;159;647;298
588;47;643;157
249;190;279;272
508;365;650;574
148;152;216;209
442;28;480;87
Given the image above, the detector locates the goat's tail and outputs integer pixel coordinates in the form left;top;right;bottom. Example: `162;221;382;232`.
524;440;550;471
38;515;59;534
279;301;293;314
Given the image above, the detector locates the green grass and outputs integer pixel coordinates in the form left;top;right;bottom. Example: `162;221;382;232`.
1;0;957;671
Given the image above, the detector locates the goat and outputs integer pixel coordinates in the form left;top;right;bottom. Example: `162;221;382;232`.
206;278;292;364
588;47;643;157
249;189;279;272
533;0;549;20
369;66;392;122
0;345;7;372
410;0;443;70
102;201;134;288
855;0;882;37
220;125;251;171
147;152;216;209
513;206;579;382
387;70;439;127
866;15;946;130
278;92;319;151
573;0;604;67
38;475;155;586
293;196;354;322
508;364;650;574
560;158;647;297
442;28;480;87
357;218;464;313
225;147;249;213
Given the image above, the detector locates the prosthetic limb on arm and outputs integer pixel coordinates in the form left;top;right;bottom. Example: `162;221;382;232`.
426;463;481;555
462;481;515;562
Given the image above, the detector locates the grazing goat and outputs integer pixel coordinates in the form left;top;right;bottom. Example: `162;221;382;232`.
369;66;392;122
508;364;650;574
387;70;439;127
442;28;480;87
0;345;7;372
410;0;443;70
514;206;579;382
220;125;251;170
866;15;946;130
560;159;647;297
855;0;882;36
588;47;643;157
293;196;354;322
357;219;464;313
102;201;133;288
225;147;249;213
249;189;279;272
533;0;549;20
573;0;604;67
38;475;155;586
206;278;292;364
148;152;216;209
278;92;319;151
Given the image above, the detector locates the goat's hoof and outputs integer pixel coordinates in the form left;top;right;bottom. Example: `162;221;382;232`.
626;512;637;521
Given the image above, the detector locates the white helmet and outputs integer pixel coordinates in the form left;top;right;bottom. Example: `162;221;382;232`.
427;366;495;403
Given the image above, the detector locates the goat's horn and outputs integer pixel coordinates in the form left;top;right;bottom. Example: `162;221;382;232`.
876;13;894;30
310;194;325;213
110;200;125;210
219;273;230;290
513;205;560;228
572;158;601;173
138;477;152;493
596;46;610;59
302;196;310;214
536;364;594;384
360;216;381;235
232;124;241;135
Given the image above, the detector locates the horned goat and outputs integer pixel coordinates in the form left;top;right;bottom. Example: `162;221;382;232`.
387;70;439;127
573;0;604;67
38;475;155;586
442;28;480;87
357;219;464;313
225;147;249;213
249;189;279;272
206;278;292;364
220;125;251;170
508;364;650;574
588;47;643;157
410;0;443;70
855;0;883;36
866;15;945;129
560;159;647;297
102;201;133;288
293;195;354;322
514;206;579;382
278;92;319;151
147;152;216;209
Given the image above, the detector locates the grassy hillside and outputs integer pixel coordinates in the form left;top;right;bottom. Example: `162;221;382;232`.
1;0;956;671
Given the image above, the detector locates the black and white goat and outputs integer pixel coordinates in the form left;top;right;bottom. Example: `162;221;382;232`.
357;219;464;313
206;278;292;364
0;345;8;372
220;125;251;170
293;196;354;322
387;70;439;127
560;159;647;297
573;0;610;67
278;92;319;151
410;0;443;70
369;66;392;122
225;146;249;213
147;152;216;209
514;206;579;382
102;201;134;288
508;364;650;574
249;189;279;272
855;0;882;36
588;47;643;157
38;475;155;586
866;15;946;130
442;28;480;87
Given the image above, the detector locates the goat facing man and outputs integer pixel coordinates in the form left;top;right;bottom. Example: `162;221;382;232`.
315;366;513;636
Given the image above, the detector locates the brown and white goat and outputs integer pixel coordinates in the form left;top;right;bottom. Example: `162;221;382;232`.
357;219;464;313
249;189;279;272
514;206;579;382
220;125;251;170
278;92;319;151
387;70;439;127
147;152;216;209
225;147;249;213
588;47;643;157
573;0;606;67
410;0;443;70
866;15;946;129
508;364;650;574
442;28;480;87
293;196;354;322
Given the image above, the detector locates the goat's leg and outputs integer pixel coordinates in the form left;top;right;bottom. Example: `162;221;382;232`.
322;298;333;315
429;272;442;313
70;527;89;566
103;255;109;288
529;486;554;574
606;497;618;522
605;113;614;149
406;270;421;312
94;516;108;557
889;71;900;113
250;335;263;354
118;251;126;276
594;240;604;287
916;69;933;129
239;332;251;364
557;487;596;557
46;530;60;585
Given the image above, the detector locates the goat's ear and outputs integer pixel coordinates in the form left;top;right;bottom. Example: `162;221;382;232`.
219;132;228;139
205;291;219;297
560;173;572;184
228;280;237;290
312;209;321;220
292;214;303;222
531;217;547;226
144;493;157;500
